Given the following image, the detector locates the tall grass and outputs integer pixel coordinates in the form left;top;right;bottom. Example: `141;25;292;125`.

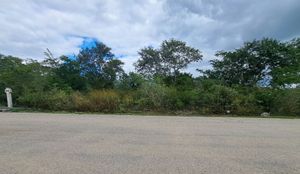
72;90;121;112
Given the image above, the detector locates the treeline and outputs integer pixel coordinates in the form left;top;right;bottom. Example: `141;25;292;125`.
0;38;299;116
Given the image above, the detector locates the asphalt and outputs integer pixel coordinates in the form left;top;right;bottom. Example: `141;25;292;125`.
0;113;299;174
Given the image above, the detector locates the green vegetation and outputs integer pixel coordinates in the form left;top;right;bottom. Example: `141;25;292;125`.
0;38;299;116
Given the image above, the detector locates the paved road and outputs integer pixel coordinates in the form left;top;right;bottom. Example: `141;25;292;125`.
0;113;299;174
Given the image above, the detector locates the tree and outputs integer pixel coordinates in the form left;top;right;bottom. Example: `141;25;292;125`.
163;73;195;90
54;56;87;91
135;39;203;79
102;59;124;88
272;38;300;86
0;55;52;105
117;72;145;90
40;49;87;91
77;42;124;89
0;55;24;104
43;48;60;68
203;38;295;87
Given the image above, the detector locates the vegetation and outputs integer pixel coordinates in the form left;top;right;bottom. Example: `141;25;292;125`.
0;38;299;116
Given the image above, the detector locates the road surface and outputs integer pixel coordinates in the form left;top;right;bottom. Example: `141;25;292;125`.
0;113;299;174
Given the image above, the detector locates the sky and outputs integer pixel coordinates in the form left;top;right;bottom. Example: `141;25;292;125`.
0;0;299;75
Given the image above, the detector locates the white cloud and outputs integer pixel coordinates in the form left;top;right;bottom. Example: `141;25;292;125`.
0;0;299;76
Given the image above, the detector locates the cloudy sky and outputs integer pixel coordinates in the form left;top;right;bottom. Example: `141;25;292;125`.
1;0;299;75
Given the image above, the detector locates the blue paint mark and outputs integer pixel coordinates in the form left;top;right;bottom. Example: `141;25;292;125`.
80;37;98;49
64;34;99;49
64;35;130;60
65;36;100;60
67;54;77;60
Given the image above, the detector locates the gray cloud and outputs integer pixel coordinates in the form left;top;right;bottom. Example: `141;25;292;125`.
0;0;299;74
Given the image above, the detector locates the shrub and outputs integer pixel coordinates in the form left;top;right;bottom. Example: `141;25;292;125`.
18;91;47;109
164;88;183;110
254;88;276;113
164;88;198;110
273;89;300;116
87;90;121;112
116;72;145;90
233;94;263;115
18;88;72;110
198;85;238;114
119;93;135;112
135;82;168;111
70;92;90;111
47;89;72;110
0;84;7;106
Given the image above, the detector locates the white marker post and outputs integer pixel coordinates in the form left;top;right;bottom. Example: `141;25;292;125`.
4;88;13;108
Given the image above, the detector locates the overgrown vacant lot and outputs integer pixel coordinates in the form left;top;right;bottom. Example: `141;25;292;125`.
0;113;299;174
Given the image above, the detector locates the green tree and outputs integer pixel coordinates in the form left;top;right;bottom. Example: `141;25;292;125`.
54;56;87;91
204;38;295;87
117;72;145;90
272;38;300;86
0;55;51;105
41;49;87;91
135;39;203;79
77;42;124;89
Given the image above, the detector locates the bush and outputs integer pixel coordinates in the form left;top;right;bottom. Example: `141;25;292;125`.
70;92;90;111
87;90;121;112
71;90;121;112
116;72;145;90
164;88;184;110
233;94;263;115
47;89;72;110
18;91;47;108
18;88;72;110
119;93;135;112
164;88;198;110
135;82;168;111
273;89;300;116
254;88;276;113
197;85;238;114
0;84;7;106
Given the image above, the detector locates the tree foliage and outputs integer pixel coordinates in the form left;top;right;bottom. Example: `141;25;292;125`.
204;38;299;87
135;39;203;78
77;42;124;89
